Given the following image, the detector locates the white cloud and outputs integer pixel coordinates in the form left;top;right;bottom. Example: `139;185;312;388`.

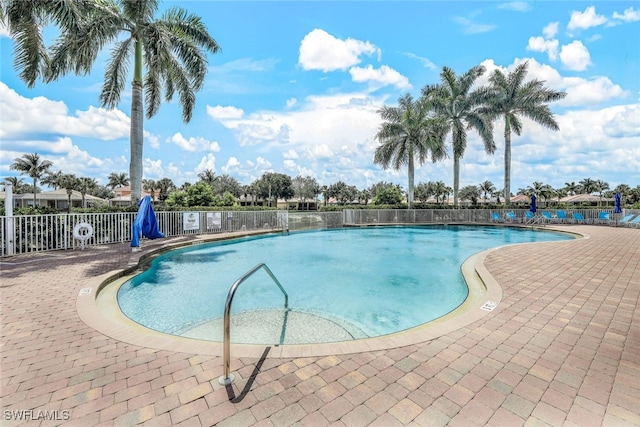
612;7;640;23
195;154;217;173
497;2;531;12
206;105;244;120
0;82;130;140
454;16;497;34
559;40;591;71
543;22;559;39
403;52;437;70
283;149;299;160
527;36;559;61
567;6;607;32
286;98;297;108
349;65;411;90
478;58;627;107
221;157;241;175
169;132;221;152
298;28;380;72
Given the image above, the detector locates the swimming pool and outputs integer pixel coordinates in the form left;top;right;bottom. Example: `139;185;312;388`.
117;226;571;344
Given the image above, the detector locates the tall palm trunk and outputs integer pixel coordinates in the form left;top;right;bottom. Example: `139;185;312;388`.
32;177;37;207
408;148;414;209
504;116;512;206
129;39;144;205
453;156;460;206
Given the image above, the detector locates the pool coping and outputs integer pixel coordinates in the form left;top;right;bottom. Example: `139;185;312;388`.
76;226;581;359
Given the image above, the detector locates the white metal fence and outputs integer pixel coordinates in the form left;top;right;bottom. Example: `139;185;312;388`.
1;208;636;257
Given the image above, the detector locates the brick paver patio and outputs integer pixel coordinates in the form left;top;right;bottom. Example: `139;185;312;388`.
1;225;638;426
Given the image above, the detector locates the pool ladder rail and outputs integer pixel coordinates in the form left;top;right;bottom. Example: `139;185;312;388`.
219;263;288;385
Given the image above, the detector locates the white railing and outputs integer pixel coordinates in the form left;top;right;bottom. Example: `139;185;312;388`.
0;211;288;257
1;208;637;257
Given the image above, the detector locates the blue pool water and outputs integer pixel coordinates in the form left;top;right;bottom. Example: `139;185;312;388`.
117;226;571;343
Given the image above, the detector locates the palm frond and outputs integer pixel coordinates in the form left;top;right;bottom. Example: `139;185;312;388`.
100;38;132;109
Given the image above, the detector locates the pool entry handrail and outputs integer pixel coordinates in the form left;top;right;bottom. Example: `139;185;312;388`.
219;263;288;385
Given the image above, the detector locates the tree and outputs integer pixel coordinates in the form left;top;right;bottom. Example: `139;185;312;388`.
10;153;53;207
142;178;157;202
45;0;220;205
578;178;597;194
156;177;176;203
186;182;214;207
423;65;495;206
373;186;403;205
213;175;242;198
414;182;433;203
197;169;217;186
58;173;79;213
564;181;579;196
255;173;294;207
479;180;496;203
0;0;87;87
2;177;28;193
481;61;566;206
292;176;321;206
594;179;610;206
107;172;129;189
78;177;97;208
459;185;481;206
374;93;447;208
326;181;358;205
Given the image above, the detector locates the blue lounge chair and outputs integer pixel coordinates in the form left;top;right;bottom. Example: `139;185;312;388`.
556;210;568;223
491;212;503;222
505;211;517;223
596;211;610;224
629;215;640;228
617;214;635;225
572;212;586;224
541;211;554;223
524;211;535;223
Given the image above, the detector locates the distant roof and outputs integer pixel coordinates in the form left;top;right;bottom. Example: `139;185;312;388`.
559;194;613;203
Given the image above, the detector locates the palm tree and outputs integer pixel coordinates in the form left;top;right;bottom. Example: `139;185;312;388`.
198;169;217;186
78;177;97;208
0;0;87;87
44;0;220;205
3;177;26;193
579;178;597;194
10;153;53;207
479;180;496;203
107;172;129;189
481;61;566;206
564;181;579;196
155;177;176;203
422;65;495;206
594;179;610;206
374;93;447;208
142;178;157;202
58;173;79;213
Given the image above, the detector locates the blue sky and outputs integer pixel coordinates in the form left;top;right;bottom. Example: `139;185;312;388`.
1;1;639;194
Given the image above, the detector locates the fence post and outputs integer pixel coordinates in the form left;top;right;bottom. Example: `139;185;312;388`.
4;183;15;256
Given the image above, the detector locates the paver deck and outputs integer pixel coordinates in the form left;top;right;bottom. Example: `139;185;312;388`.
1;225;638;426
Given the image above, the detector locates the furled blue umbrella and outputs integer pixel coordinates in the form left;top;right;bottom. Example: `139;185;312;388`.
131;196;165;248
530;194;537;213
614;192;622;214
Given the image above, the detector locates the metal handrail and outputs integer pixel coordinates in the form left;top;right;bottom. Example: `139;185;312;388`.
219;263;288;385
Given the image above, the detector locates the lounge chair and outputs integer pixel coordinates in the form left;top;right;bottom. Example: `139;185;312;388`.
541;211;554;223
596;211;610;225
491;212;503;222
556;210;568;223
628;215;640;228
524;211;535;223
572;212;586;224
617;214;635;225
505;211;518;223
